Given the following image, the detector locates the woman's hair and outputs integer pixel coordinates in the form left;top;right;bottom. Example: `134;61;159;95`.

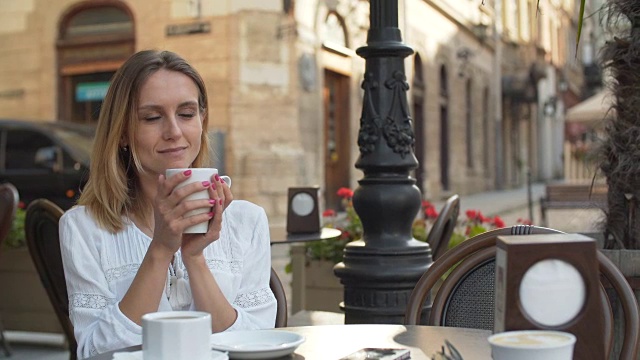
78;50;211;233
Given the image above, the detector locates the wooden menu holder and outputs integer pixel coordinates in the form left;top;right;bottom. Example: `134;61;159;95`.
494;233;605;360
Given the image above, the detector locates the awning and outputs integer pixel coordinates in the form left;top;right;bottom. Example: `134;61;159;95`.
565;90;614;124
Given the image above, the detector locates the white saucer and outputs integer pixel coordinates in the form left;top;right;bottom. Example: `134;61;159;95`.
209;330;305;359
111;349;228;360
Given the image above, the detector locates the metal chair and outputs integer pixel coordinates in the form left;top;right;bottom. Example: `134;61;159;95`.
425;194;460;261
270;267;288;328
25;199;77;360
0;183;18;357
404;225;640;359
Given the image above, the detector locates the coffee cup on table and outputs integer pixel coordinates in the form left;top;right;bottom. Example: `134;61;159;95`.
165;168;231;233
142;311;212;360
488;330;576;360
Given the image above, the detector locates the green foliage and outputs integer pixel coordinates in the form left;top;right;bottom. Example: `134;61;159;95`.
285;188;527;273
3;208;26;249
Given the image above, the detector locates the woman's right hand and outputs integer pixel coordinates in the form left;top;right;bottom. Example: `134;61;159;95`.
151;170;214;254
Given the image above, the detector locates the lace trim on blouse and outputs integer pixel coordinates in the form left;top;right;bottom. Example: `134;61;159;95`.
69;293;115;311
181;259;242;280
206;259;242;273
233;287;272;308
105;264;141;283
89;339;98;356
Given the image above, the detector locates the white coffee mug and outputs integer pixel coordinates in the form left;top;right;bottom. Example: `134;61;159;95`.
165;168;231;233
142;311;211;360
488;330;576;360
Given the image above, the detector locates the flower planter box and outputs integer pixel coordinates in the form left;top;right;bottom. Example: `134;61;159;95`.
290;245;343;314
0;247;63;334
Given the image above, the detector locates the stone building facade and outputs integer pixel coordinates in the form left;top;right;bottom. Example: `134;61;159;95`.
0;0;586;224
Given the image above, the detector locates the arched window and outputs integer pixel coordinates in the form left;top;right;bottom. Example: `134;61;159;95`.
413;54;426;193
466;79;474;169
57;2;134;124
323;11;348;48
439;65;450;191
483;87;491;177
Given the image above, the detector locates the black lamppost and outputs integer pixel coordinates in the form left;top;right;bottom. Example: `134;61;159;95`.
334;0;432;324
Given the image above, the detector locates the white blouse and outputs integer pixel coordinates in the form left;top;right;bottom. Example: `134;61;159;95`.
59;200;277;359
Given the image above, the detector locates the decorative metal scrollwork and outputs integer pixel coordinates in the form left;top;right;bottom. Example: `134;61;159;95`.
358;72;381;155
358;70;415;158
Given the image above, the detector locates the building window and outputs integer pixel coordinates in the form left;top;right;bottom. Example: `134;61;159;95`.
58;2;134;124
466;79;474;169
483;87;490;177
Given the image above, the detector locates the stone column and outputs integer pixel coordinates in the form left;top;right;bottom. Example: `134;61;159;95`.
333;0;432;324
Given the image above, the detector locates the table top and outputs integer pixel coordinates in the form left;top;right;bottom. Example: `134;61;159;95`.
87;324;492;360
270;227;342;245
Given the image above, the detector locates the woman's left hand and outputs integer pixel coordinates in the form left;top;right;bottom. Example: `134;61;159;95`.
181;174;233;259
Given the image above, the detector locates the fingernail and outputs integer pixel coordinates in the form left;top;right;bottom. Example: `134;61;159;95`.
183;170;192;176
209;199;215;205
202;181;210;187
208;212;214;218
219;199;223;206
214;174;220;181
212;183;217;190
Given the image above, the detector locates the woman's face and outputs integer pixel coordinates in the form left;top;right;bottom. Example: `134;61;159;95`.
133;68;204;178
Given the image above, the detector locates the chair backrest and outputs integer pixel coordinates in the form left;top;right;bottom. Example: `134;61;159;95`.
405;225;564;328
25;199;77;359
270;267;288;328
404;225;640;359
597;251;640;359
425;194;460;261
0;183;19;248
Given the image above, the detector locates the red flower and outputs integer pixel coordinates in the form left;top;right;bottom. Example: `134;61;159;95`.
465;210;477;220
421;200;433;208
18;201;25;209
322;209;336;217
337;187;354;199
493;216;506;228
518;218;533;225
425;206;439;219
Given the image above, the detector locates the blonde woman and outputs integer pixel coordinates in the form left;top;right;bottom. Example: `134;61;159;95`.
60;50;276;359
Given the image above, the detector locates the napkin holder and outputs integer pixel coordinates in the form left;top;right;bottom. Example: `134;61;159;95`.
494;233;605;360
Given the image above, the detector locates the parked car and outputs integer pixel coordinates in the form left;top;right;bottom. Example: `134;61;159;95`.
0;119;94;210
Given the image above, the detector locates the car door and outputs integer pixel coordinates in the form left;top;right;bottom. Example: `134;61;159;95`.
1;128;64;206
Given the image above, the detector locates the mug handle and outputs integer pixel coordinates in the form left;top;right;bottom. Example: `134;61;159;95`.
220;175;231;188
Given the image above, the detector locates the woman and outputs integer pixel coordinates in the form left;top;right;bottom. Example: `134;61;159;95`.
59;50;276;359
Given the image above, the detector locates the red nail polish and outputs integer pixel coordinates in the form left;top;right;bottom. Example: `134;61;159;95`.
208;212;214;217
183;170;192;176
212;183;217;190
219;199;223;206
214;174;220;181
202;181;210;187
209;199;215;205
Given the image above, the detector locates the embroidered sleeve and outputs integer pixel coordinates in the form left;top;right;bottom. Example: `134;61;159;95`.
224;204;278;331
233;287;273;308
60;209;142;359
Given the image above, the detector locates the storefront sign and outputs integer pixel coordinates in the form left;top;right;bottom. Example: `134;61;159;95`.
76;82;109;101
166;21;211;36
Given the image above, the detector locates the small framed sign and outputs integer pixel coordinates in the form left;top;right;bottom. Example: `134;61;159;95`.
494;233;605;360
286;187;321;234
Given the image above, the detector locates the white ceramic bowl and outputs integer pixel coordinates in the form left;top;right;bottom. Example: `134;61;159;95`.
488;330;576;360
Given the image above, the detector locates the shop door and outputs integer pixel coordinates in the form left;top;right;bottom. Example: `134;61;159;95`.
324;70;351;211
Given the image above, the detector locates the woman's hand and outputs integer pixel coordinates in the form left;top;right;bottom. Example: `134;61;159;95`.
152;170;216;255
181;173;234;260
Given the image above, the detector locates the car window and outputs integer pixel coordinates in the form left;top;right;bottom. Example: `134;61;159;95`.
50;127;93;165
6;130;55;170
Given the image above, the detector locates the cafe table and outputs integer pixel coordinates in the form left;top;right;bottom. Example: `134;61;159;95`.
269;227;342;245
86;324;493;360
